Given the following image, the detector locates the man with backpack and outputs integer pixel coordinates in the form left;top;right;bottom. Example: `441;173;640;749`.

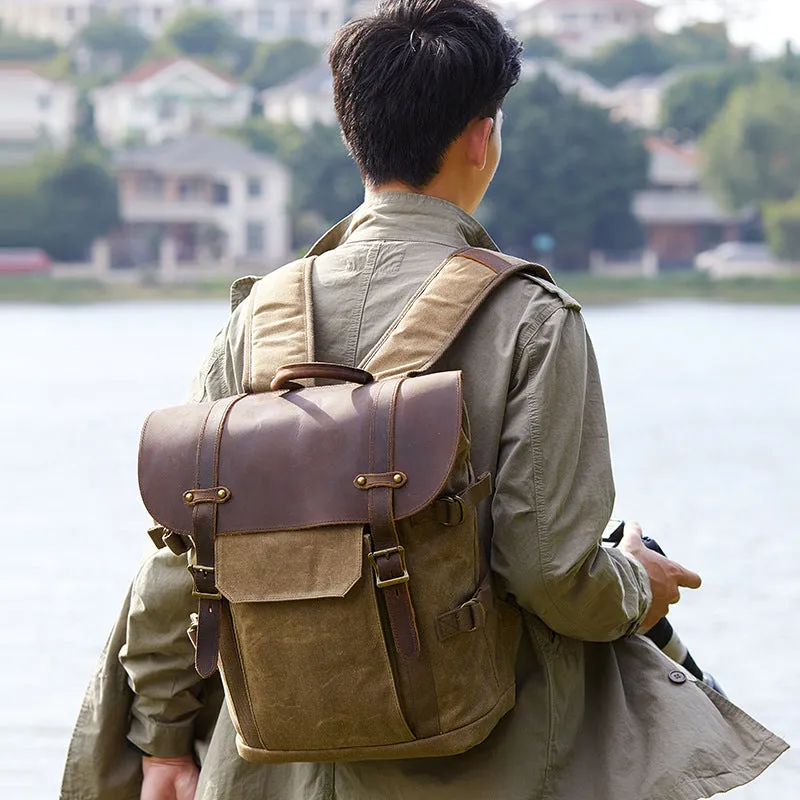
62;1;786;798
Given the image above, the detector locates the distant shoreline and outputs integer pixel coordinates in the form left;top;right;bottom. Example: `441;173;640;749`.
3;272;800;306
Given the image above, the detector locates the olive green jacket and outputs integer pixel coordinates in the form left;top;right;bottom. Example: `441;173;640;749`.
62;193;787;800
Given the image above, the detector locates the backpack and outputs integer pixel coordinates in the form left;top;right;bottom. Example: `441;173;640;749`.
138;246;553;764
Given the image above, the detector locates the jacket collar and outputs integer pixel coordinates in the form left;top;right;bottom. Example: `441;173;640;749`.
307;191;498;256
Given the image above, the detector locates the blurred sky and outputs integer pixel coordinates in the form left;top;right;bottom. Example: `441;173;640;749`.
509;0;800;56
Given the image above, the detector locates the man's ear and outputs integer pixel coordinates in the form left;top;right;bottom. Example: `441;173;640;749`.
465;117;495;170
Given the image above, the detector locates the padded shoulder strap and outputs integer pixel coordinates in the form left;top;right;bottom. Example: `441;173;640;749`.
359;247;552;380
244;258;316;393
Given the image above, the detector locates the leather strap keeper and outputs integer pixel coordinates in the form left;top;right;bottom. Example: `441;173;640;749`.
435;581;494;642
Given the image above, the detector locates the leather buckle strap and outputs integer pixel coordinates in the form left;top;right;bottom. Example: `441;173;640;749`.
368;546;410;588
190;394;243;679
188;563;222;600
436;582;492;642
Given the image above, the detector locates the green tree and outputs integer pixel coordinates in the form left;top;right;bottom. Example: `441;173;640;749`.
522;35;562;60
0;148;119;261
76;14;150;72
39;150;119;260
702;79;800;210
577;35;676;87
485;75;648;266
244;39;320;91
661;62;756;137
0;32;59;61
763;197;800;261
164;9;236;59
665;22;735;65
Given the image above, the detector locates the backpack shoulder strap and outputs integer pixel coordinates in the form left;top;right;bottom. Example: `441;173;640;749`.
244;257;316;393
359;247;555;380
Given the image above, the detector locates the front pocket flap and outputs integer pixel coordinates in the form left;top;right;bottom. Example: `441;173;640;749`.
215;524;363;603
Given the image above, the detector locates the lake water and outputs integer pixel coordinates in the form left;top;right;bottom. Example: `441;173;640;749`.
0;300;797;799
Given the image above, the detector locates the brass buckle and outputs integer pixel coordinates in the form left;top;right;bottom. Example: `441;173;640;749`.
368;546;410;589
441;496;466;526
459;598;486;632
188;564;222;601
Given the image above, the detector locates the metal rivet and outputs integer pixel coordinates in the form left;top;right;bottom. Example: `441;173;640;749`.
184;492;194;503
393;473;404;484
669;670;687;685
356;476;367;486
217;488;227;499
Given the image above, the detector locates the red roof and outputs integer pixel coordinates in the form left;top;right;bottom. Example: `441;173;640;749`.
118;58;235;86
644;136;699;167
0;63;52;79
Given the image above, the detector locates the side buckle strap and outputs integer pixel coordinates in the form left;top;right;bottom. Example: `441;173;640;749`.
435;583;492;642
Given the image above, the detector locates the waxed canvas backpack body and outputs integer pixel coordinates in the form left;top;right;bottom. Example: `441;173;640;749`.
138;247;552;763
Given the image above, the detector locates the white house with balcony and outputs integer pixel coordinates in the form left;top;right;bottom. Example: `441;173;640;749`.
515;0;659;58
0;64;77;163
0;0;348;46
92;58;253;147
113;132;291;273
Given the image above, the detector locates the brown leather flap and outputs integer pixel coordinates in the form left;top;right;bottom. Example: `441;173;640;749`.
216;526;364;602
138;370;463;536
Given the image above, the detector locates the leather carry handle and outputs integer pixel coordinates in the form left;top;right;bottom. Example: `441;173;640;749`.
270;362;375;391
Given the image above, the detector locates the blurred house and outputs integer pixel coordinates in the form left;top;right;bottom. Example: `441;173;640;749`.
520;58;612;105
607;69;687;130
261;62;336;128
0;64;77;163
112;132;291;274
515;0;658;59
92;58;253;147
0;0;348;46
633;136;746;269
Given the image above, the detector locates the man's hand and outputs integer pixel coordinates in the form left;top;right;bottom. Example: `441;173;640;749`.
619;521;702;634
141;755;199;800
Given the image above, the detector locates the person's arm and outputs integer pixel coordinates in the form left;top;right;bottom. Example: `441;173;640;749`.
492;305;662;641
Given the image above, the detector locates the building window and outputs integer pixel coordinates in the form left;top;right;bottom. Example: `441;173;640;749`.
37;94;52;112
65;6;76;22
158;97;178;121
233;9;244;27
289;8;307;35
153;6;163;23
246;222;265;255
247;177;262;198
178;178;204;201
319;9;330;27
212;182;229;205
123;6;138;25
137;174;164;198
561;12;579;25
257;6;274;30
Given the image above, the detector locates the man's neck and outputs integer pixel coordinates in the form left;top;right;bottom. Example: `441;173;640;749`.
370;179;478;216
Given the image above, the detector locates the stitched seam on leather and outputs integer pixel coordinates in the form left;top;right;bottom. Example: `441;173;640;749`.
194;404;214;491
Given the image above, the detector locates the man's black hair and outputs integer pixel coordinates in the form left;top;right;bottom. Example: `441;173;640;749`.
329;0;522;189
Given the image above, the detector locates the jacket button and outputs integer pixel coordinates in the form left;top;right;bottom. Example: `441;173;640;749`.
669;670;687;684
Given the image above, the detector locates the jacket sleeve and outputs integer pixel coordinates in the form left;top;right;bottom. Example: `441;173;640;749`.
120;327;234;757
491;305;652;642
